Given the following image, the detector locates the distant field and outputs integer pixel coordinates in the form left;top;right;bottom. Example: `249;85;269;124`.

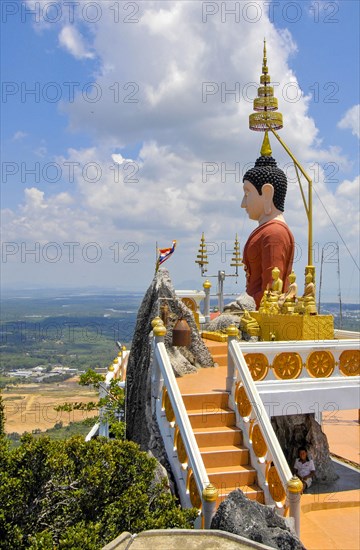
0;290;141;373
3;376;98;434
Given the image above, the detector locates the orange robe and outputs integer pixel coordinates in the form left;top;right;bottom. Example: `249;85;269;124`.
242;219;295;308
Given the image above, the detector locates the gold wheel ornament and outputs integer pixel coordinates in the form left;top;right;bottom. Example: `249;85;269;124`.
162;387;175;423
244;353;269;381
175;429;188;465
235;384;252;418
251;424;268;459
267;465;286;503
306;351;335;378
339;350;360;376
187;471;202;509
273;353;302;380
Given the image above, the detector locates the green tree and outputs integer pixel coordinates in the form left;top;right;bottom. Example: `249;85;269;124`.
0;434;197;549
54;369;125;438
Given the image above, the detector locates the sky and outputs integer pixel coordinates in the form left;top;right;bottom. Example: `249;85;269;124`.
1;0;359;302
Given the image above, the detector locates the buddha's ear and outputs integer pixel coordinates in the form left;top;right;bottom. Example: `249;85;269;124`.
262;183;274;215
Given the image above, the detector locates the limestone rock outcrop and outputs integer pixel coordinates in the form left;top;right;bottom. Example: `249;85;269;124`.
207;314;241;332
208;294;256;332
223;293;257;314
126;268;213;455
271;414;339;484
211;490;305;550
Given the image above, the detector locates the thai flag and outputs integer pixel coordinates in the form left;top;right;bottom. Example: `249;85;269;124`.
156;240;177;270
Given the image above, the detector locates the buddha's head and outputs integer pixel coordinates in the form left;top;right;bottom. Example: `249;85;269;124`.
289;270;296;284
241;155;288;221
272;267;280;279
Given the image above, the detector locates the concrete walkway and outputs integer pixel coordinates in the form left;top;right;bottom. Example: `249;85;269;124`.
103;530;274;550
300;409;360;550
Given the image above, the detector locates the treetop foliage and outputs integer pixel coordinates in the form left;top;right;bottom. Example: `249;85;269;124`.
0;434;197;549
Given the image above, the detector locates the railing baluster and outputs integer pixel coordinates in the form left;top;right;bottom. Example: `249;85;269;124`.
153;323;218;528
229;334;303;537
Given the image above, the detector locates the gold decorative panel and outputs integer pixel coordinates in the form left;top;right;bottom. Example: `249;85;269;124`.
175;429;187;464
244;353;269;381
252;424;268;458
162;387;175;423
273;353;302;379
235;383;252;418
188;471;202;509
267;465;286;503
306;351;335;378
339;350;360;376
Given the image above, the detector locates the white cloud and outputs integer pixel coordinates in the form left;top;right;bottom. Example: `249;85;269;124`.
59;26;94;60
12;131;27;141
336;175;360;198
112;153;133;165
338;104;360;138
3;1;359;298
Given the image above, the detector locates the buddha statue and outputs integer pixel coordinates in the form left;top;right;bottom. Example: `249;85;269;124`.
270;267;283;294
259;288;270;314
279;270;298;313
241;148;295;309
240;310;260;338
303;272;317;314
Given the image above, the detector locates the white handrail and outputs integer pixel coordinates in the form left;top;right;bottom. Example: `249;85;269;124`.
239;338;359;352
229;339;293;488
154;341;210;494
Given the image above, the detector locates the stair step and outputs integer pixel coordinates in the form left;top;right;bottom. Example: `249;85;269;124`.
193;426;243;447
203;341;228;354
216;484;265;505
211;353;227;367
200;445;249;467
182;392;229;412
207;464;257;486
188;409;236;429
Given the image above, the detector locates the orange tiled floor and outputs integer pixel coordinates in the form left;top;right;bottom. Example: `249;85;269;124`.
323;409;360;465
177;350;360;550
300;489;360;550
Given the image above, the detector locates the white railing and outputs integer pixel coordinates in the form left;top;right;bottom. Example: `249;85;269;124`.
151;324;217;528
238;338;360;382
237;338;360;420
86;347;129;440
226;329;302;536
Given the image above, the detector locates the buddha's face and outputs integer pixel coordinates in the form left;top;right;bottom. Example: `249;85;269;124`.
241;180;264;221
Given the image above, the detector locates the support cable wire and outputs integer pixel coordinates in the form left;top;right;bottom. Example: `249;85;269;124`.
312;183;360;272
337;243;343;329
318;247;324;313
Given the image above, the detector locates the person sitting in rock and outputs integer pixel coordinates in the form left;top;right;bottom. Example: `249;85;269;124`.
294;447;315;493
241;148;295;309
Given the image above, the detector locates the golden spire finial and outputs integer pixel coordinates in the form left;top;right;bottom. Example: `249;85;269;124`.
249;40;283;133
195;232;208;275
262;38;268;74
260;131;272;156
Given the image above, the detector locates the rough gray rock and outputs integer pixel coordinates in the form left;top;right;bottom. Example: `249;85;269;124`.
271;414;339;484
211;490;305;550
208;314;241;332
223;293;256;313
126;268;214;455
